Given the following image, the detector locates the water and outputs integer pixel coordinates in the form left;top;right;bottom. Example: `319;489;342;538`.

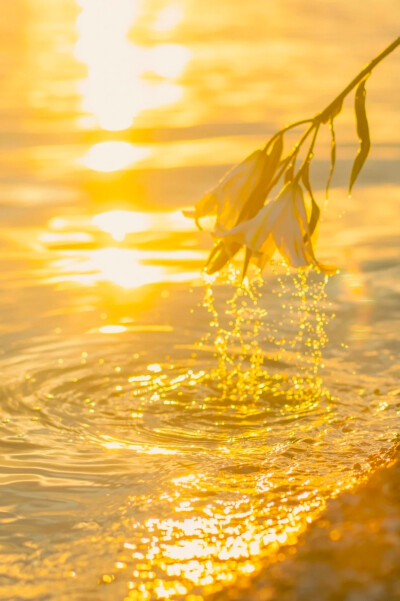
1;1;400;600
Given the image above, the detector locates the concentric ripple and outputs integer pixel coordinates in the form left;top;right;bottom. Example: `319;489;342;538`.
1;333;399;601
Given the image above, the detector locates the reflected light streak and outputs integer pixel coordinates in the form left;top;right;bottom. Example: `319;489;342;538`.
99;435;177;455
75;0;189;132
92;210;152;241
153;4;184;32
41;209;203;288
91;209;195;240
48;248;203;289
47;209;195;241
99;325;127;334
40;232;93;244
75;0;141;132
80;141;151;172
146;44;191;79
134;494;322;595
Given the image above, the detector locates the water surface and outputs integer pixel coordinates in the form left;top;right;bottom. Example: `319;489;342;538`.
1;1;400;600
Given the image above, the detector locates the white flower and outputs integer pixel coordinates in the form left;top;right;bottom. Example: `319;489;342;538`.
183;148;268;231
184;142;335;275
219;183;336;274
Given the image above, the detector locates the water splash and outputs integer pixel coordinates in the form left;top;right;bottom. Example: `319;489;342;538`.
198;264;333;406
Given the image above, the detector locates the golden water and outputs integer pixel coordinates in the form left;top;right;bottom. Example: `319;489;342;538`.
1;1;400;600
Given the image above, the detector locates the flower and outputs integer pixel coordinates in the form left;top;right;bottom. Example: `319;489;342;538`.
218;183;336;274
183;148;269;231
184;137;335;276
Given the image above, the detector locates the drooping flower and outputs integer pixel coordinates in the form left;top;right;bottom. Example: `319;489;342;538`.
183;148;269;231
184;137;284;274
218;183;336;275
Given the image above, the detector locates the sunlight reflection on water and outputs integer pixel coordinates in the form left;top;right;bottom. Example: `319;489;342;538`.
0;1;400;600
46;247;203;288
75;0;189;132
92;210;153;241
39;209;205;288
80;141;152;172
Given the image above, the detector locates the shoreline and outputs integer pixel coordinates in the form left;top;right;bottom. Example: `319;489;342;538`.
213;440;400;600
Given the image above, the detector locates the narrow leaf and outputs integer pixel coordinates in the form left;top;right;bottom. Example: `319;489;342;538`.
326;116;336;199
301;161;320;237
349;79;371;195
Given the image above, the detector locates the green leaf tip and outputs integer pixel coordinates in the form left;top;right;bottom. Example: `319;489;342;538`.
349;78;371;195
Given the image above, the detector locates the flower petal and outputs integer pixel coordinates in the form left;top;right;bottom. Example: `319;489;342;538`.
215;149;267;230
272;186;313;267
184;189;218;221
216;199;278;251
185;149;267;229
255;234;276;270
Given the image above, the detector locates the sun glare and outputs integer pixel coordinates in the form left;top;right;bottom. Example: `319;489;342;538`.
98;325;127;334
92;210;152;241
75;0;189;133
48;248;202;289
75;0;141;131
146;44;191;79
80;141;150;172
153;5;184;32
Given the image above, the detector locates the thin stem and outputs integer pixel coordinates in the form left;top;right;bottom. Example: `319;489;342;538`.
268;154;292;190
265;38;400;153
261;39;399;200
316;37;400;123
267;123;315;192
291;122;315;162
287;123;315;179
295;123;320;183
263;118;314;152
